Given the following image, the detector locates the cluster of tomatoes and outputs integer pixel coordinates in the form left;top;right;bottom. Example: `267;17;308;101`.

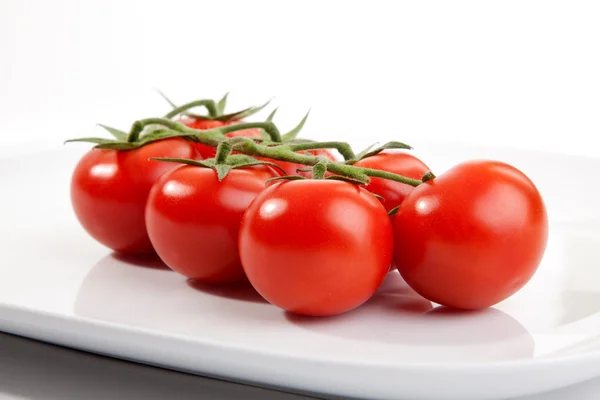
70;95;548;317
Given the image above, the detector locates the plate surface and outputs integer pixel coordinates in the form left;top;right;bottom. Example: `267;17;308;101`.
1;144;600;400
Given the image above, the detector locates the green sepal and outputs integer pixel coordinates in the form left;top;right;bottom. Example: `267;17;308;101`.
259;108;279;141
217;92;229;115
156;89;177;108
93;130;193;151
189;98;271;122
233;161;286;176
354;141;413;161
353;143;379;161
388;205;401;216
64;137;120;145
131;128;191;143
257;137;315;148
98;124;128;141
150;155;287;180
266;175;306;184
223;155;287;176
216;98;271;121
281;110;310;142
150;156;231;181
93;142;143;151
371;192;385;201
213;164;231;181
266;108;278;122
295;167;312;173
325;175;369;185
149;157;212;168
166;99;218;119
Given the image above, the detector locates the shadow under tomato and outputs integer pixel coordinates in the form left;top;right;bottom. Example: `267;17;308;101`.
285;272;432;338
285;272;433;322
74;253;273;335
186;279;268;304
111;252;171;270
285;272;534;361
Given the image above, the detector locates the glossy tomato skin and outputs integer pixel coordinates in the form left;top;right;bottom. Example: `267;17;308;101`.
392;160;548;310
71;138;199;254
354;151;430;212
239;180;393;316
146;165;278;283
179;117;262;159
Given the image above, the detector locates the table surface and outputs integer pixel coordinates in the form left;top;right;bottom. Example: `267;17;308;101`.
0;332;598;400
0;333;317;400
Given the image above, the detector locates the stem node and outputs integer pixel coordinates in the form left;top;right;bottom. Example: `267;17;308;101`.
422;171;436;182
312;160;328;179
215;142;233;164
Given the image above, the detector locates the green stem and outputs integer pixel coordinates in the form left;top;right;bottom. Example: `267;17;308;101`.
215;142;233;164
121;118;423;187
218;122;282;143
422;171;436;183
230;139;316;165
127;118;188;142
164;99;218;119
354;166;422;186
289;141;356;161
228;138;422;187
311;160;328;179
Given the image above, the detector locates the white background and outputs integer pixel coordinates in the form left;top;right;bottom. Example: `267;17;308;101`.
1;1;600;399
1;0;599;158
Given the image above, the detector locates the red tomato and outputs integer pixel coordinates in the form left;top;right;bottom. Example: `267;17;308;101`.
71;138;199;254
392;160;548;310
353;151;430;211
179;117;262;159
145;164;278;283
239;180;393;316
179;117;225;130
258;149;337;177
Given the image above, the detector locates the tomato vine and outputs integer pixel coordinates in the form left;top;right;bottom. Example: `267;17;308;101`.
70;117;427;187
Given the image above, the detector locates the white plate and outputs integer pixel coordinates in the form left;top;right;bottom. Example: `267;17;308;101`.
1;144;600;400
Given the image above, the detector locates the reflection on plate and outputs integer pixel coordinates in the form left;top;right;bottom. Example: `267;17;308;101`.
74;254;534;362
287;273;535;361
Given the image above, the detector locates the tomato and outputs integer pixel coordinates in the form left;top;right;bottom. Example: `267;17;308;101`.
392;160;548;310
179;117;225;131
353;151;430;211
145;164;278;283
239;180;393;316
179;117;262;159
71;138;199;254
258;149;337;177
